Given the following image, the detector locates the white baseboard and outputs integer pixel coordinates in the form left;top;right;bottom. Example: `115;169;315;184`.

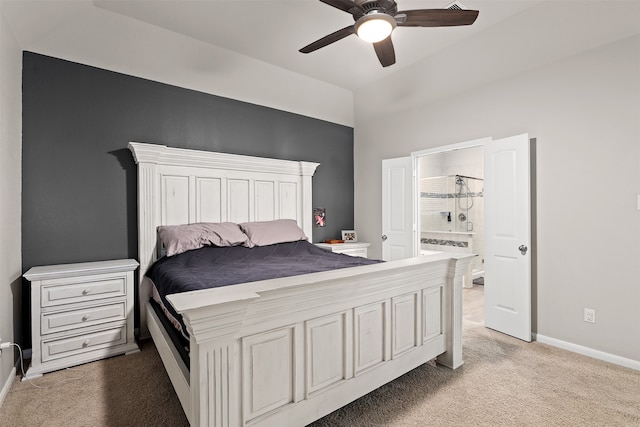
0;366;17;410
534;333;640;371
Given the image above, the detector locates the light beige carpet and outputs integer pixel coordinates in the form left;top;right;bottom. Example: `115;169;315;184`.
1;322;638;427
0;340;188;427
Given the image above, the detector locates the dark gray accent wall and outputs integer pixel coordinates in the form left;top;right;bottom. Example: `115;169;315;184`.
22;52;354;272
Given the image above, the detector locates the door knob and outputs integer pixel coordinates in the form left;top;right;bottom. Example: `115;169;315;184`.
382;235;388;241
518;245;528;255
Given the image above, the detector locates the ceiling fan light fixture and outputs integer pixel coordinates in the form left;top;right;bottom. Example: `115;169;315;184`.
355;13;396;43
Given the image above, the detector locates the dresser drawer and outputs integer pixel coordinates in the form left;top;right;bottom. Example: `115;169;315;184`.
41;276;126;307
41;302;127;335
41;324;127;362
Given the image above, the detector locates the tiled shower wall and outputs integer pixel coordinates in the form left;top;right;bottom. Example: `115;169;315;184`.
420;176;484;274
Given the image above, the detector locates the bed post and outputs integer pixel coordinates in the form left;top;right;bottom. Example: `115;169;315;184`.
437;255;473;369
129;143;161;339
170;291;260;427
300;162;318;240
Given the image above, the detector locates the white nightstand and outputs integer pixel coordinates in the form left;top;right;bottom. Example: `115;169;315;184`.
316;242;370;258
23;259;139;379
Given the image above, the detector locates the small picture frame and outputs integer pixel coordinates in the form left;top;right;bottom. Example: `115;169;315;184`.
341;230;357;243
313;207;326;227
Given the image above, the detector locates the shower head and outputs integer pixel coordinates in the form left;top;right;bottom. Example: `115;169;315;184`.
455;176;464;185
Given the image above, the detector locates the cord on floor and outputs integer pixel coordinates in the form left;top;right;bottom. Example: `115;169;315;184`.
2;342;87;388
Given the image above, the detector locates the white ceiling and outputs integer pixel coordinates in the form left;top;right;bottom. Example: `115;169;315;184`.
3;0;640;94
91;0;542;90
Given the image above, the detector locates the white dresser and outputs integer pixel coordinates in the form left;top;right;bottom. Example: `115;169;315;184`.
315;242;370;258
23;259;139;378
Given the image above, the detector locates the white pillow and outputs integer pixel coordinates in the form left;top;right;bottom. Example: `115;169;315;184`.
239;219;307;247
157;222;249;256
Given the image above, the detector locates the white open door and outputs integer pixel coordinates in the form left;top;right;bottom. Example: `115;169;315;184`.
382;157;415;261
484;134;532;341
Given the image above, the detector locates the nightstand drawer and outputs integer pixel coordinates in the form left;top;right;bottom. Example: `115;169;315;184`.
41;302;127;335
337;248;368;257
41;324;127;362
41;276;126;307
315;242;370;258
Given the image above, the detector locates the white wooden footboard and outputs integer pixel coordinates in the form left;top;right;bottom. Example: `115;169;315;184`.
165;253;471;427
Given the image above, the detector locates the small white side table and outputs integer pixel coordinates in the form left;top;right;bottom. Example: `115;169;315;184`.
23;259;140;378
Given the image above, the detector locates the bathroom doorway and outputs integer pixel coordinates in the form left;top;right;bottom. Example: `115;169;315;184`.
417;145;485;324
383;134;532;339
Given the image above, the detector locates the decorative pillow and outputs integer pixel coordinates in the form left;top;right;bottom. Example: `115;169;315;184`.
239;219;308;247
157;222;249;256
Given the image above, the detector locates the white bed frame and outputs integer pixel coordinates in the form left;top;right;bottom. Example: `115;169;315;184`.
129;142;472;427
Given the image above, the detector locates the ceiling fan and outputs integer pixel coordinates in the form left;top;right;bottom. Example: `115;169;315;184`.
299;0;479;67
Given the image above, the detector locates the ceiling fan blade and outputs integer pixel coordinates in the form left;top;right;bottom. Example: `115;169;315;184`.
299;26;356;54
320;0;358;13
373;37;396;67
396;9;479;27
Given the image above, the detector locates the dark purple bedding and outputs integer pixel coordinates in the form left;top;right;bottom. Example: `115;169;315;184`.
147;240;381;339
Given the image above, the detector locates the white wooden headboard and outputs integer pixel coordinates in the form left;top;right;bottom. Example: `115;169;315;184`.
129;142;320;338
128;142;320;279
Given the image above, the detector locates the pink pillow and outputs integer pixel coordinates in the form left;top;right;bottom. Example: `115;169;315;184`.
157;222;249;256
239;219;307;247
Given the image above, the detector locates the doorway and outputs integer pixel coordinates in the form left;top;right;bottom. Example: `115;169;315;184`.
382;135;533;340
401;134;532;341
416;145;485;324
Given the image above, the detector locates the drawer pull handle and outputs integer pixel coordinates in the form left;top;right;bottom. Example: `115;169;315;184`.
81;289;90;296
82;314;90;322
82;340;90;348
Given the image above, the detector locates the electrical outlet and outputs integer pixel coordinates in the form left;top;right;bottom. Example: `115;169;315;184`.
584;308;596;323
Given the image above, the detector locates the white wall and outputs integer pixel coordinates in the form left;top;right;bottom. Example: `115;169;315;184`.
2;1;353;127
0;3;23;402
354;34;640;363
